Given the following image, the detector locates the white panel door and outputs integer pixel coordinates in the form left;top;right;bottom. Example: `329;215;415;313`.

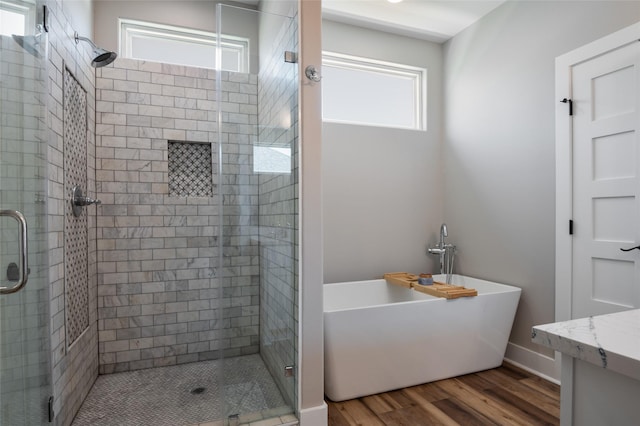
572;41;640;318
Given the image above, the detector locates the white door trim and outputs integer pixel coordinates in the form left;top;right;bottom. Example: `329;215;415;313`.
556;21;640;324
555;25;640;423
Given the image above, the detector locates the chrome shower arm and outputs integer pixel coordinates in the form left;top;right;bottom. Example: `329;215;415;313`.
74;32;97;49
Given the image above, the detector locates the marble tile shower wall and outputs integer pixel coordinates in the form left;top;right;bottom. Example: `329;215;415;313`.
95;59;259;373
257;16;299;409
44;1;99;424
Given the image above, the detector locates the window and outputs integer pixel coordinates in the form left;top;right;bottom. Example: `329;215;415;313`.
322;52;426;131
0;0;34;37
253;146;291;174
119;19;249;72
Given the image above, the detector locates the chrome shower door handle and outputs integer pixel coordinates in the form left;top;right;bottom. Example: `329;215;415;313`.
0;209;29;294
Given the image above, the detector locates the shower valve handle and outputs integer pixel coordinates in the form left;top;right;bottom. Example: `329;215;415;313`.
74;195;101;206
71;186;101;217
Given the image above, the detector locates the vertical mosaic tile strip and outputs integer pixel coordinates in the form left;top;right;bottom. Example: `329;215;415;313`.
64;67;90;346
168;141;214;197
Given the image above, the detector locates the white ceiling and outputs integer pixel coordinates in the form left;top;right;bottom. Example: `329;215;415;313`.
322;0;507;42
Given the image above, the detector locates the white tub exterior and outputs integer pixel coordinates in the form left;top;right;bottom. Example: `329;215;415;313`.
323;274;521;401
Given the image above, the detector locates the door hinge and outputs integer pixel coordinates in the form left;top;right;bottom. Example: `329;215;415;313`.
560;98;573;116
569;219;573;235
284;51;297;63
284;365;295;377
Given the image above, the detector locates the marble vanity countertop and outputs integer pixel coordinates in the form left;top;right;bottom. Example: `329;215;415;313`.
532;309;640;381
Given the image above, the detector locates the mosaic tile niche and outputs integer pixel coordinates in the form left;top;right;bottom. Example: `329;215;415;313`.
168;141;214;197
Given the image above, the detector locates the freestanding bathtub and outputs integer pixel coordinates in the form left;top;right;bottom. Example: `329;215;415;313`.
324;274;521;401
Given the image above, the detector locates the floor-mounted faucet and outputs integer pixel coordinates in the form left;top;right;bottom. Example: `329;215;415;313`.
428;223;456;283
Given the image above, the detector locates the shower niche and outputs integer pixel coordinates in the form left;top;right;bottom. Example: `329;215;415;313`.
167;141;214;198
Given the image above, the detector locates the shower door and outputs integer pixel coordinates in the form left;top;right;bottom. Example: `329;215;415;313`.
217;4;299;422
0;3;52;424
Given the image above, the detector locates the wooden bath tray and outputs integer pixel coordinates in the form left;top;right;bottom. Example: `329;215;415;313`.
412;282;478;299
384;272;477;299
383;272;418;288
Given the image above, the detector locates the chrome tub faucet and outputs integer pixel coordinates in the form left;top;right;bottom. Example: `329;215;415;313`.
428;223;456;283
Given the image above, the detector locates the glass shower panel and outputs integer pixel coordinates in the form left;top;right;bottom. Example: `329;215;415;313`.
0;5;52;424
217;4;298;422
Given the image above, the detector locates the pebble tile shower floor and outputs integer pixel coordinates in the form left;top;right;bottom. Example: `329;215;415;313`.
72;354;290;425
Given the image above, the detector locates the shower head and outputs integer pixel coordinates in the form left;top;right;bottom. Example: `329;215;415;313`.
12;33;42;58
74;31;117;68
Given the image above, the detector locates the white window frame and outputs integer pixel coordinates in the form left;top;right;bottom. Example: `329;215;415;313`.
119;19;249;72
0;0;35;37
322;51;427;131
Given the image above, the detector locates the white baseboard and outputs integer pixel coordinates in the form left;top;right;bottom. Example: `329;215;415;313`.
504;341;561;384
299;402;328;426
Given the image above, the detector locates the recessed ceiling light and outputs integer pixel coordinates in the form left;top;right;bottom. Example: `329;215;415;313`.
387;0;403;3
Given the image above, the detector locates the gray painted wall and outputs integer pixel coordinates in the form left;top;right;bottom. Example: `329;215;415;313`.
62;0;93;38
322;20;443;284
443;1;640;356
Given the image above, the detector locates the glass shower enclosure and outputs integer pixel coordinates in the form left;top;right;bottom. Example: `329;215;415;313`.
0;1;299;424
0;2;52;424
217;4;299;422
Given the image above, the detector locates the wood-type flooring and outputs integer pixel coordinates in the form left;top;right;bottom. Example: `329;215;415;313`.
327;362;560;426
